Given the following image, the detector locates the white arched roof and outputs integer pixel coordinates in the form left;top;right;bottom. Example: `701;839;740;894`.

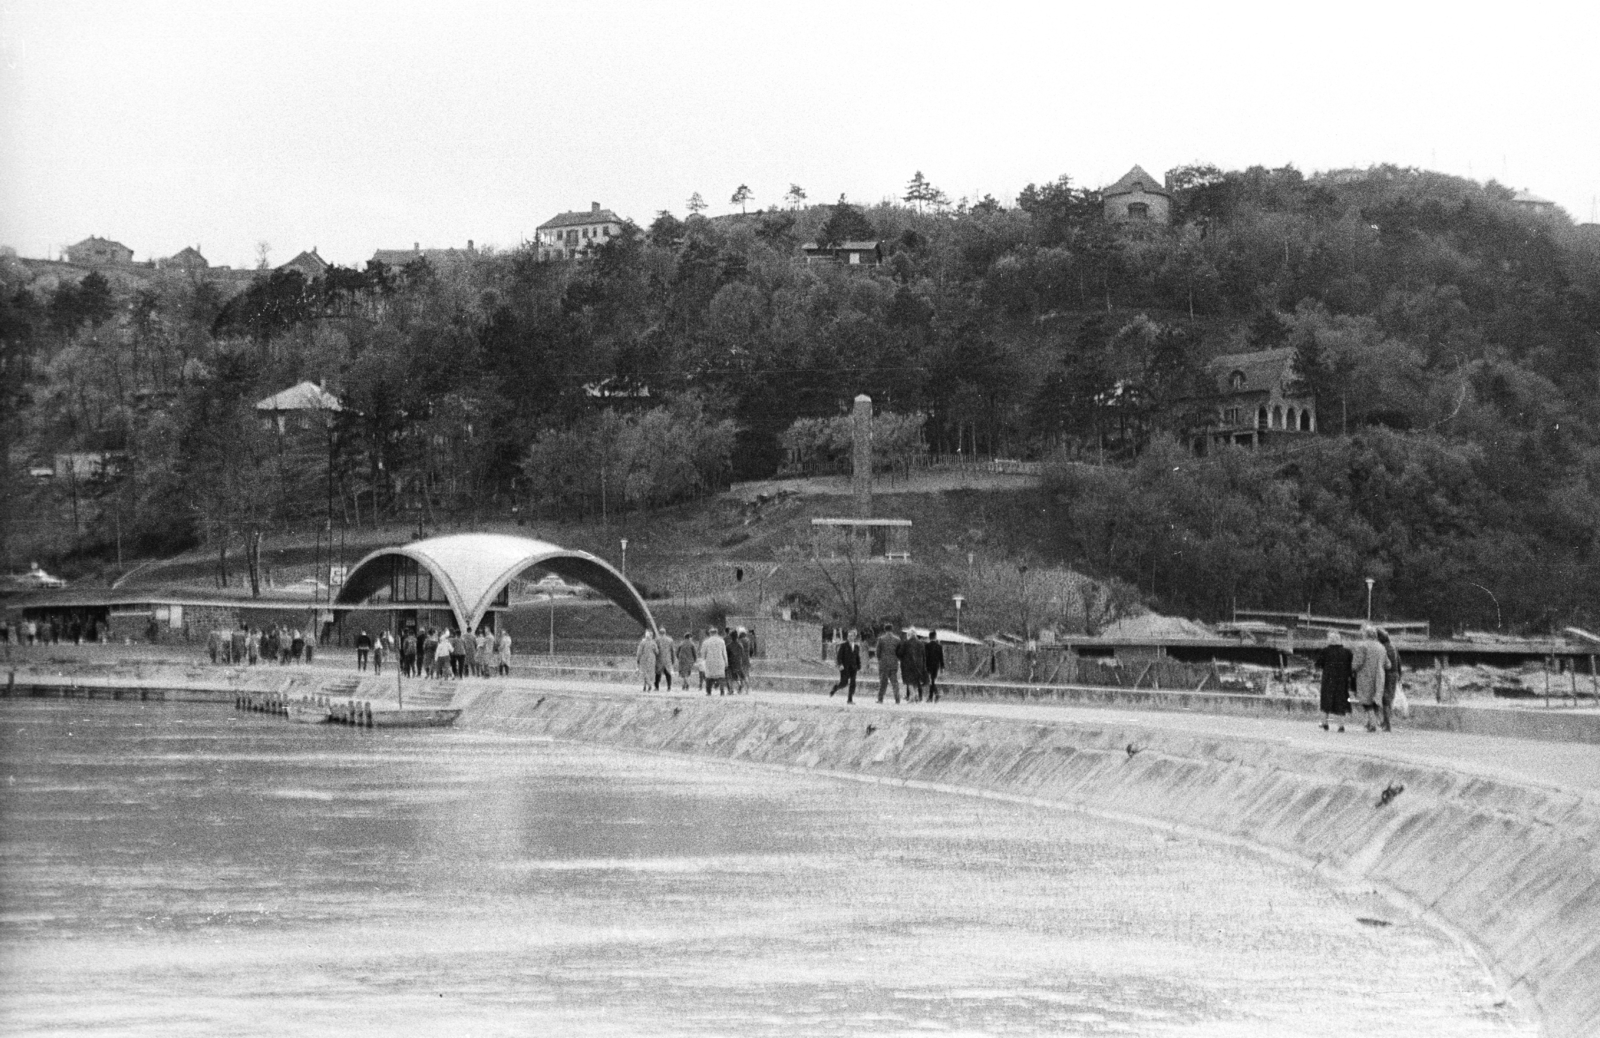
334;533;655;635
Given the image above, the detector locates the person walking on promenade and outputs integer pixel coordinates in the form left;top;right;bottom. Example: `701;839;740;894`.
230;624;247;666
461;627;478;678
875;626;902;704
208;627;222;665
291;628;305;664
727;627;749;694
1316;630;1354;731
372;631;386;675
496;630;513;677
475;629;491;677
636;629;659;691
1376;628;1402;732
434;630;452;678
700;627;728;696
400;629;417;677
247;627;260;666
899;629;928;702
676;632;697;689
925;632;944;703
1351;625;1390;732
450;629;467;678
654;630;675;690
355;630;371;671
830;629;861;703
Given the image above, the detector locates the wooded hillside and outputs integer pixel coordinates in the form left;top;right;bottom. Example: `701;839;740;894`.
4;164;1598;631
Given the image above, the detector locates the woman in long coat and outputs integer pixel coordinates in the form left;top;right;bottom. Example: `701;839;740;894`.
700;628;728;695
676;633;697;687
1316;631;1354;731
1351;626;1390;732
636;630;658;691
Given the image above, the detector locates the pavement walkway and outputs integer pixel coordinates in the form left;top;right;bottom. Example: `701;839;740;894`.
498;674;1600;802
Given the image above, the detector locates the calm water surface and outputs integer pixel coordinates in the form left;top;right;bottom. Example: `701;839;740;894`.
0;698;1528;1037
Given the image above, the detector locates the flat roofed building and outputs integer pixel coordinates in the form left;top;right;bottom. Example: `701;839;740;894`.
800;240;884;266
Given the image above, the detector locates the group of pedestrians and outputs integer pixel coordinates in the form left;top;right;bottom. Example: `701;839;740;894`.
358;627;514;679
208;623;312;666
636;626;756;696
1316;625;1404;732
828;625;944;705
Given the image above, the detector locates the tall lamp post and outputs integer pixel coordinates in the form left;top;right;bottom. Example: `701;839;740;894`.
1018;565;1030;639
952;594;965;635
1364;577;1375;622
620;538;629;582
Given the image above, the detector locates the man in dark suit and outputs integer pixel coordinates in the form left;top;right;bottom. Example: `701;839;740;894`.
925;633;945;702
829;629;862;704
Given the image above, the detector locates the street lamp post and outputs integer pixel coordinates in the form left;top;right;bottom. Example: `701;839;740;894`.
620;538;629;582
952;594;965;635
1018;565;1030;639
1364;577;1375;622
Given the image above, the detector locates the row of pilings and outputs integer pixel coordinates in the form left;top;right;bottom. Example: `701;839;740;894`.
235;691;377;727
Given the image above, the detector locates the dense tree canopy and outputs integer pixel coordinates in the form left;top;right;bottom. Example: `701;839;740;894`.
5;163;1599;629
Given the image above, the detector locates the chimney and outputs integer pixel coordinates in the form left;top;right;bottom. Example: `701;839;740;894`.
591;202;600;213
467;239;474;251
414;242;420;252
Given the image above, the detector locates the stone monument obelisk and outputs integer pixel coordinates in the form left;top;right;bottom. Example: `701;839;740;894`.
851;393;872;518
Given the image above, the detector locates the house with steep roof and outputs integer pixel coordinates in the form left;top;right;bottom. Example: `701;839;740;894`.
65;236;134;266
536;203;623;260
369;241;478;270
277;248;329;278
160;246;208;271
800;240;883;266
1186;347;1316;452
1102;165;1171;223
255;380;342;434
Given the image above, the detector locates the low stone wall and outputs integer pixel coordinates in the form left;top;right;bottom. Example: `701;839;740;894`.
454;686;1600;1038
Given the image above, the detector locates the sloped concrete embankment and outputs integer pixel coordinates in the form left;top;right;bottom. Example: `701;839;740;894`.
458;687;1600;1038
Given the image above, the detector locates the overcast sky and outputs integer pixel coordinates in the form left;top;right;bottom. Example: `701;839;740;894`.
2;0;1596;270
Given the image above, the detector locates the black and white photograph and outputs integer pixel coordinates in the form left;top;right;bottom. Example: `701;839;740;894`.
1;2;1597;1035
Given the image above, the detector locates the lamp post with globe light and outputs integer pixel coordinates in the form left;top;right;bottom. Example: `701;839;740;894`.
952;594;965;635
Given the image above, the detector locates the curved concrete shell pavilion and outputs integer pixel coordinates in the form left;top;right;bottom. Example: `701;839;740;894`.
334;533;655;636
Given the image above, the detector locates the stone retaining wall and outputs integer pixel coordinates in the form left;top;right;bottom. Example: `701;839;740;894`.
453;686;1600;1038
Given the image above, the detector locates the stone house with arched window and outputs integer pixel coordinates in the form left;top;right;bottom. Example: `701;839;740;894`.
1186;346;1315;452
1102;165;1171;224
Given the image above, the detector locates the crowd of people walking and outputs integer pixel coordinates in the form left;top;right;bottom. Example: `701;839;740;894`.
356;626;514;679
635;626;757;696
206;623;314;666
826;625;944;705
1315;625;1405;732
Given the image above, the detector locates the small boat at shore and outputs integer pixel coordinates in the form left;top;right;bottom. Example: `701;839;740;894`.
286;700;333;724
369;707;461;728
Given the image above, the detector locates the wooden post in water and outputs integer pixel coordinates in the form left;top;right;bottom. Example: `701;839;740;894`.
1544;656;1550;709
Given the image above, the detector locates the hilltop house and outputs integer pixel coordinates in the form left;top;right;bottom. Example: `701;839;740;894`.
277;248;329;278
1512;189;1558;215
536;203;623;260
159;246;208;271
65;236;134;266
799;240;883;266
370;241;478;270
1102;165;1171;224
1187;346;1316;452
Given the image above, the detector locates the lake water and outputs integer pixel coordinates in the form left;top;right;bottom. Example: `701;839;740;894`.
0;698;1530;1037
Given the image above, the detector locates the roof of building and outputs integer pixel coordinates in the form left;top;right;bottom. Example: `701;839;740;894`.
1512;189;1556;207
277;248;328;274
1103;165;1170;198
255;381;342;412
68;235;133;253
1207;347;1299;395
801;240;883;252
369;245;477;267
167;246;207;264
334;533;655;635
537;206;623;230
